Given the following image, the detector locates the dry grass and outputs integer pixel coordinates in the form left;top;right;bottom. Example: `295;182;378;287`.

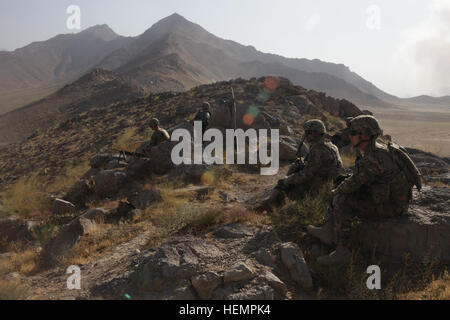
0;279;30;300
113;127;146;152
308;244;450;300
2;161;90;218
216;206;270;227
0;249;39;276
271;181;333;235
399;270;450;300
2;176;49;218
64;224;142;266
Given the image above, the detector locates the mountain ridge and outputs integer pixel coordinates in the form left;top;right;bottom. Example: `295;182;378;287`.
0;13;448;117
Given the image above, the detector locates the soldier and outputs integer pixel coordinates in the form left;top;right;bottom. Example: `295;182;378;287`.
308;115;419;265
193;102;212;134
256;119;344;212
141;118;170;156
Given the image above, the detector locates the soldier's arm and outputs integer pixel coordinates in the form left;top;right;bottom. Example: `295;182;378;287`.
285;147;323;186
334;155;381;194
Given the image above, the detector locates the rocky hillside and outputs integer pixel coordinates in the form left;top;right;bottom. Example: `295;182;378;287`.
0;76;448;300
0;25;133;114
0;76;362;190
0;69;145;145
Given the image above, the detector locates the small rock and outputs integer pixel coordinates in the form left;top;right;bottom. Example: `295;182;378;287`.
259;270;287;295
213;223;254;239
191;271;222;300
219;191;237;202
227;285;274;300
224;261;254;284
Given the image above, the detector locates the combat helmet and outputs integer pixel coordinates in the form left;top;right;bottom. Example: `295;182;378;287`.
149;118;160;127
303;119;326;134
350;115;382;137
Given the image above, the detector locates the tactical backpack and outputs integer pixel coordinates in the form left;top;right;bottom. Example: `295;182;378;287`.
388;142;422;191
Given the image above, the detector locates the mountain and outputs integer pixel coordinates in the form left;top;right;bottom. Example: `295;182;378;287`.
0;69;144;145
2;13;447;119
399;95;450;109
94;13;392;107
0;25;134;114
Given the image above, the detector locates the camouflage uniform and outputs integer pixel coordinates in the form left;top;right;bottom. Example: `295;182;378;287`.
331;117;413;245
141;118;170;156
284;136;344;199
194;102;212;134
258;120;343;210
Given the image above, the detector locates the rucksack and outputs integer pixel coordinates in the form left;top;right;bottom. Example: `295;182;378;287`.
388;142;422;191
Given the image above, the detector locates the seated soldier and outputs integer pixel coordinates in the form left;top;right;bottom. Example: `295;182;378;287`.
308;115;419;265
256;119;344;212
193;102;212;134
141;118;170;156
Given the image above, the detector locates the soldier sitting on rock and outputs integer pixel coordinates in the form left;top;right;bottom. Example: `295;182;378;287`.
256;119;344;212
140;118;170;156
308;115;420;265
193;102;212;134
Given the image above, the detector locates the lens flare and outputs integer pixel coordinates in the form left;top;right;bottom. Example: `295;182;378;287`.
201;172;214;186
243;114;254;125
247;105;260;118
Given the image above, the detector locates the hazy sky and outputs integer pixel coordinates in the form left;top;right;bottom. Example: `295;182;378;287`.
0;0;449;98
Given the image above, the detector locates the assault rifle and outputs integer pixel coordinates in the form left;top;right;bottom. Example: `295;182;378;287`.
115;149;151;162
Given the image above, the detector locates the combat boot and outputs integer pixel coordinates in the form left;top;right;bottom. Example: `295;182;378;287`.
307;220;336;246
316;245;352;265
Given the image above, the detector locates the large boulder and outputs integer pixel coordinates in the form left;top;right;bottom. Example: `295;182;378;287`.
40;217;97;267
355;186;450;262
131;241;199;292
0;217;37;246
51;198;76;215
93;170;128;198
127;189;162;210
279;242;313;290
89;154;113;169
148;141;180;175
64;179;93;208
